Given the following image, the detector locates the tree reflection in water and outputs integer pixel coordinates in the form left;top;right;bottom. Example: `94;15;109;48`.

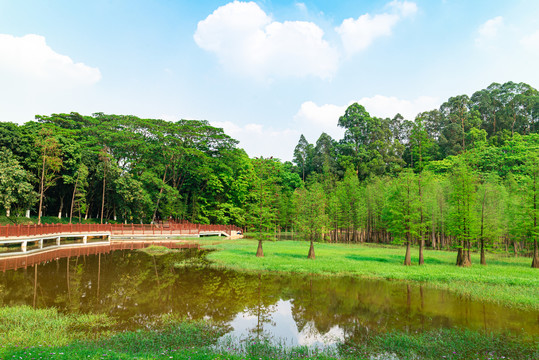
0;246;537;346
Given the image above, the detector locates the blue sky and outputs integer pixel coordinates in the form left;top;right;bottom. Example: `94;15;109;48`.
1;0;538;160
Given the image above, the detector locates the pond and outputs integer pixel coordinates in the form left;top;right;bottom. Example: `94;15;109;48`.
0;245;537;348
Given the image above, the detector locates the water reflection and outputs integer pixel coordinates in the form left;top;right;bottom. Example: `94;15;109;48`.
0;247;537;347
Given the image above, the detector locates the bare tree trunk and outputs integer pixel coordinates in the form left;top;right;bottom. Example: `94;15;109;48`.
532;239;539;268
38;155;46;225
256;240;264;257
480;239;486;266
69;173;80;224
533;169;539;268
100;165;106;224
404;235;411;266
152;166;168;223
308;239;315;259
480;190;486;265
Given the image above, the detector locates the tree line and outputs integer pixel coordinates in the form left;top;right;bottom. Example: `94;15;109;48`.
0;81;538;267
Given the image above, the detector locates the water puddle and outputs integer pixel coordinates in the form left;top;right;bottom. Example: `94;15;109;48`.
0;246;537;347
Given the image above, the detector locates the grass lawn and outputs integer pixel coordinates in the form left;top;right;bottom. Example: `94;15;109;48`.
198;239;539;310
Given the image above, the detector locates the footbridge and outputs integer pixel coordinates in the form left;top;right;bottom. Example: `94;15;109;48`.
0;222;242;257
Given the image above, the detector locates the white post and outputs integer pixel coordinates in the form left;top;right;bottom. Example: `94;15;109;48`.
39;239;43;249
21;241;27;252
26;210;30;218
56;237;61;246
83;235;87;244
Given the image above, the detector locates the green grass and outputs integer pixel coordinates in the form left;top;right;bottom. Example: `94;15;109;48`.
199;239;539;310
138;244;175;256
1;306;536;359
0;306;113;348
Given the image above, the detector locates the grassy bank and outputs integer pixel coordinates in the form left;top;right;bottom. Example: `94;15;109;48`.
199;239;539;310
1;306;536;360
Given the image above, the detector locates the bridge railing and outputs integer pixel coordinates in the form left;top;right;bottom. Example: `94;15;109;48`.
0;222;243;239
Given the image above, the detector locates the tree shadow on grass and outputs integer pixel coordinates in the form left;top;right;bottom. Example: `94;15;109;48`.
346;254;446;265
346;254;393;263
273;252;309;260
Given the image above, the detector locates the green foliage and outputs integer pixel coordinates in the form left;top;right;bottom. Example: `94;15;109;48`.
292;182;327;241
0;148;37;215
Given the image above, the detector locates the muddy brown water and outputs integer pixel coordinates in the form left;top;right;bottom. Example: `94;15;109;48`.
0;245;537;347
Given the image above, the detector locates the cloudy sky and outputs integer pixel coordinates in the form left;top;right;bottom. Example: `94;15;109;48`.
1;0;538;160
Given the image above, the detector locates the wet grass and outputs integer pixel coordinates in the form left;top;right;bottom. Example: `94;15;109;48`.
0;306;113;348
138;245;175;256
199;239;539;310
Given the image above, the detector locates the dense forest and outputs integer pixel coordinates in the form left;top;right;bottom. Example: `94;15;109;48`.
1;81;539;267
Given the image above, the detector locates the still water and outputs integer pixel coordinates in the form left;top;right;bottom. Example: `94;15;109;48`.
0;246;537;347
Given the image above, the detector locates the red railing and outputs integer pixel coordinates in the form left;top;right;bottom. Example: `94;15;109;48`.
0;223;243;239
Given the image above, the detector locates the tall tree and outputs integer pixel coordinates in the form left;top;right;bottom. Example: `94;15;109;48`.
35;127;63;224
0;149;37;217
293;135;313;181
447;159;478;266
293;183;327;259
526;154;539;268
383;170;420;265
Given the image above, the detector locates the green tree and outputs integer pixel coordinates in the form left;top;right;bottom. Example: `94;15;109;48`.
293;134;313;181
293;183;327;259
0;148;37;216
382;169;420;265
35;127;63;224
447;159;478;266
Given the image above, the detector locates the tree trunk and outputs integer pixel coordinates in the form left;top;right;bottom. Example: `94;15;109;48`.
404;240;411;266
152;166;168;223
532;239;539;268
308;239;315;259
457;241;471;267
100;165;107;224
38;154;46;225
256;240;264;257
58;196;64;219
69;173;80;224
456;239;471;267
419;236;424;265
480;190;486;265
456;247;462;266
480;238;486;265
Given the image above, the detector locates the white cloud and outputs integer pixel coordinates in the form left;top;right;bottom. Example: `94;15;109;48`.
357;95;440;119
210;94;440;161
295;2;307;12
0;34;101;86
476;16;504;44
211;120;299;161
521;29;539;52
294;95;440;142
336;1;417;55
294;101;346;141
387;0;418;17
194;1;338;79
0;33;101;123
